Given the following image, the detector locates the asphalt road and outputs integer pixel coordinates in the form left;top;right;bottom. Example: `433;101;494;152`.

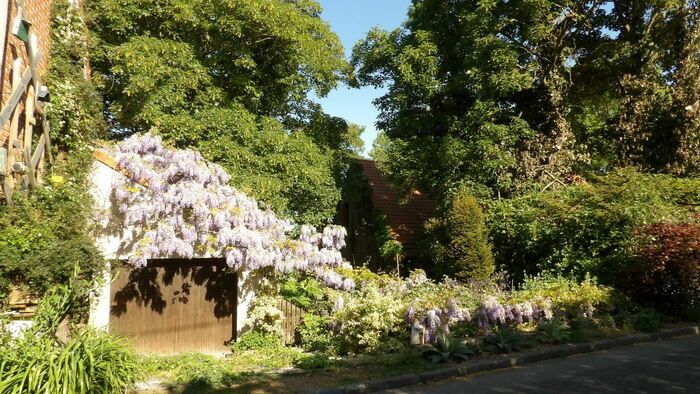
382;335;700;394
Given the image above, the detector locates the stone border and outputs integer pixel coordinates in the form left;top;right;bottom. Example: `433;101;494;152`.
313;326;699;394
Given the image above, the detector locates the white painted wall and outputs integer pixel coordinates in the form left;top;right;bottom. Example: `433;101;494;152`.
87;153;256;337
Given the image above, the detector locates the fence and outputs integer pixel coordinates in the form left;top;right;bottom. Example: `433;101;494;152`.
277;299;303;345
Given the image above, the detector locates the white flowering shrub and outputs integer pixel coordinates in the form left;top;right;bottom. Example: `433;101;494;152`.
112;134;355;290
331;283;405;354
243;296;285;338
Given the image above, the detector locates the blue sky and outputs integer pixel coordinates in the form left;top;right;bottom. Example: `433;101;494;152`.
313;0;412;156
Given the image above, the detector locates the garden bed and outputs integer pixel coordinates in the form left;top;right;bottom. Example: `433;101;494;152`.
133;323;697;394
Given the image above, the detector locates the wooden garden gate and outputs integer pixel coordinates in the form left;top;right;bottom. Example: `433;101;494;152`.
109;259;238;354
277;299;303;345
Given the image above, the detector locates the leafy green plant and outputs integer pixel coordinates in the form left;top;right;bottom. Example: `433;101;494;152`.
231;331;282;352
488;170;700;287
419;331;475;363
0;150;105;298
483;326;531;353
536;318;571;344
298;313;338;354
511;274;613;319
628;309;662;333
280;275;324;310
331;283;405;354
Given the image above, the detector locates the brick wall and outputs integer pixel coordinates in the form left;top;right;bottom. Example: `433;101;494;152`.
0;0;53;146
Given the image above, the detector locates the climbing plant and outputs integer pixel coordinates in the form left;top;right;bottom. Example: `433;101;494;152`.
113;134;355;290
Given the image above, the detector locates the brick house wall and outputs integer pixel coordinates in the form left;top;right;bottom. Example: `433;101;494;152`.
0;0;53;146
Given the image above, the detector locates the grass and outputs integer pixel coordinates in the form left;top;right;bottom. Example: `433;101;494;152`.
137;346;437;393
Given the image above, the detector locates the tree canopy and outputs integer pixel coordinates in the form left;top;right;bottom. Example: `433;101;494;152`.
86;0;357;226
355;0;700;199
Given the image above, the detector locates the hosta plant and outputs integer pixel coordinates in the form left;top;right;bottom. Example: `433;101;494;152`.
419;331;475;363
483;326;531;353
536;318;571;344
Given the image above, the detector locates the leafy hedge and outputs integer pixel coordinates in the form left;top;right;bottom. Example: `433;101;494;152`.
626;221;700;319
0;152;104;297
487;169;700;285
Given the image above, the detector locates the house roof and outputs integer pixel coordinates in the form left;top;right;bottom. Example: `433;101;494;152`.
355;159;436;249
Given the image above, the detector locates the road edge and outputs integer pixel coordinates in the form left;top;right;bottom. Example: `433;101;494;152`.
312;326;699;394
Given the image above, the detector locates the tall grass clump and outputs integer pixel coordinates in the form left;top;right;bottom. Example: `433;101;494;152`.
0;268;139;393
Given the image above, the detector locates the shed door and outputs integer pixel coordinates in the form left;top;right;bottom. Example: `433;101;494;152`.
109;259;237;354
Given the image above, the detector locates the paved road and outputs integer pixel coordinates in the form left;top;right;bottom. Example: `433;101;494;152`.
382;336;700;393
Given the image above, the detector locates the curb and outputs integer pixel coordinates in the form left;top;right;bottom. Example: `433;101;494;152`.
311;326;699;394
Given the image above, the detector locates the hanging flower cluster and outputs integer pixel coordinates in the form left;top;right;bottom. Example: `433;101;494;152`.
112;133;355;290
406;298;472;343
474;296;552;329
406;296;556;343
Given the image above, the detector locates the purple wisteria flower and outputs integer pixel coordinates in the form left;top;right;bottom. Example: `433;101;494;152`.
113;133;355;290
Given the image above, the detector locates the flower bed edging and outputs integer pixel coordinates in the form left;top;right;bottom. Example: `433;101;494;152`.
312;326;699;394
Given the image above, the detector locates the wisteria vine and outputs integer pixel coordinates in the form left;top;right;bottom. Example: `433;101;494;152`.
112;133;355;290
406;297;553;343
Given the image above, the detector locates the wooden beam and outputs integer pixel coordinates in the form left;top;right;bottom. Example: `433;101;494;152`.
3;58;23;204
93;149;150;188
0;66;32;131
0;2;8;89
24;145;34;189
23;84;35;148
30;133;45;169
41;117;52;164
27;33;41;88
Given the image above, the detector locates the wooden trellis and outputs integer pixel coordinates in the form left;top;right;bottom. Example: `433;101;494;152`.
0;24;52;205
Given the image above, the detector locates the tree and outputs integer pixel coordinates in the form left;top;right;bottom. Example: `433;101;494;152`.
425;192;495;281
355;0;700;199
354;0;590;198
86;0;355;226
571;0;700;174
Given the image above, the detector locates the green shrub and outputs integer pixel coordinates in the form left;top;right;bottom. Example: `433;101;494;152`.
487;169;700;285
425;191;495;280
0;151;105;297
231;331;282;352
510;274;614;319
370;212;403;271
626;309;662;333
298;313;338;354
331;283;405;354
243;296;284;338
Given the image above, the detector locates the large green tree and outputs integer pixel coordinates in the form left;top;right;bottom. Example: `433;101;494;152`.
356;0;700;199
86;0;356;225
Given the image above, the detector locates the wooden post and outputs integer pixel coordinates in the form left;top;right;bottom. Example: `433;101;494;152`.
24;145;34;189
23;85;35;148
3;58;23;204
42;118;53;164
0;1;7;88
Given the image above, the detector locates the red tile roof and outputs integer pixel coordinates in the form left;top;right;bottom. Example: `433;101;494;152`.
355;159;436;249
